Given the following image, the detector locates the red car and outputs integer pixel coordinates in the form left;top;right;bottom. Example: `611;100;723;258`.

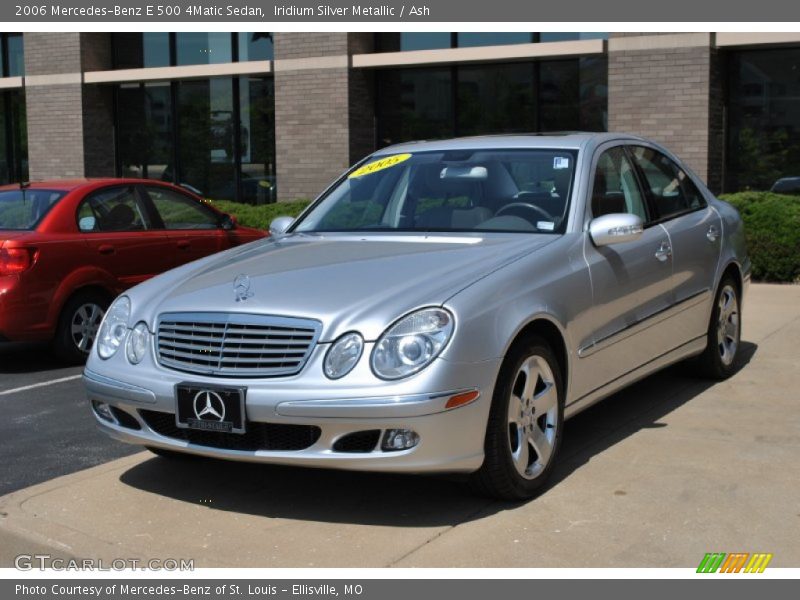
0;179;266;362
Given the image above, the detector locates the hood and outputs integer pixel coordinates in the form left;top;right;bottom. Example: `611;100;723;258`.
132;232;556;341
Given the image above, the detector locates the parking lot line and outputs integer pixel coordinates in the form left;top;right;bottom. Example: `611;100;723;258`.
0;374;82;397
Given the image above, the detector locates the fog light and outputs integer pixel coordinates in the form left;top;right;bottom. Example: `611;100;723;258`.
381;428;420;451
92;400;116;423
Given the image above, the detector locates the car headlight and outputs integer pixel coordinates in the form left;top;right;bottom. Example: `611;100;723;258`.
323;332;364;379
96;296;130;360
126;321;150;365
371;308;454;380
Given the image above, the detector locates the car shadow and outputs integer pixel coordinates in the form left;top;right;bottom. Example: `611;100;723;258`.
0;342;75;375
118;341;757;527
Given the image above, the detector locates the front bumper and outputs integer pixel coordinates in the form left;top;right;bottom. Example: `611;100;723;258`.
84;355;500;474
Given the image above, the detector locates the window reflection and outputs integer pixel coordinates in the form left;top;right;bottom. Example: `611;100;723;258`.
457;33;534;47
175;33;232;65
377;58;607;146
726;48;800;192
112;33;170;69
238;33;274;61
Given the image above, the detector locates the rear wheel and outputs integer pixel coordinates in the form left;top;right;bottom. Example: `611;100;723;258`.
470;336;564;500
694;277;741;380
53;291;109;364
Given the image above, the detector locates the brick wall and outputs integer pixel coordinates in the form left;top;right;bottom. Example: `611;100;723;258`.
608;34;723;192
24;33;85;180
273;32;377;201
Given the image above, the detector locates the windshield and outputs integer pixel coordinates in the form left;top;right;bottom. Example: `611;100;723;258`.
294;149;578;234
0;189;66;230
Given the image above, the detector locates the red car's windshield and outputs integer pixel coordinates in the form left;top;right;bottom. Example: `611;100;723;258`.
0;189;66;230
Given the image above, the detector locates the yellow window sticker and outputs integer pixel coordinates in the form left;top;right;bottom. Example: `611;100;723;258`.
349;153;412;179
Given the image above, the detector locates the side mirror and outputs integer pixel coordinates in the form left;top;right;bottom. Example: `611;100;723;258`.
219;214;236;230
269;216;294;236
589;213;644;247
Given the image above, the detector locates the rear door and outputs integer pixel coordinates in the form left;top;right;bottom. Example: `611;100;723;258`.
77;185;173;292
628;145;722;343
140;185;226;267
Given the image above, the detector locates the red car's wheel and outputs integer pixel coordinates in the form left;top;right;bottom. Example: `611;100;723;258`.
54;291;110;364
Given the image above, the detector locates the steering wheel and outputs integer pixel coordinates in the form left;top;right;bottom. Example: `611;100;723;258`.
495;202;554;224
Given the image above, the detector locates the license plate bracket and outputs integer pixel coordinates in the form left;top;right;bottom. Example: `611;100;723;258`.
175;384;246;434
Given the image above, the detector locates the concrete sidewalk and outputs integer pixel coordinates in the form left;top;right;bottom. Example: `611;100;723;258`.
1;284;798;568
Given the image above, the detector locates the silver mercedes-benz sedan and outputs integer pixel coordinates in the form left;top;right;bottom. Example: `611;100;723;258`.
84;133;749;499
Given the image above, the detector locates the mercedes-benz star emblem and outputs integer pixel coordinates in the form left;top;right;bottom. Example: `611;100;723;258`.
193;390;226;422
233;274;254;302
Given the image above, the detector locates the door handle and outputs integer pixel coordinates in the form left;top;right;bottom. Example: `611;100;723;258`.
706;225;719;242
655;241;672;262
177;240;190;250
98;244;115;255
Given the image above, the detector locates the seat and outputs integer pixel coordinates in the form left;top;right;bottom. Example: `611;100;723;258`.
102;203;138;231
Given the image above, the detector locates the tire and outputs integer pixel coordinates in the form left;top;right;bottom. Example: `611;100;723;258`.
469;336;565;500
694;277;742;380
53;290;109;364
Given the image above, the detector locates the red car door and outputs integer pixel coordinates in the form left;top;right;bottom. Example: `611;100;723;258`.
139;184;226;267
77;185;173;292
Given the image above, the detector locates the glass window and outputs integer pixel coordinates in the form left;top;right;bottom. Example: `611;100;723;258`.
539;60;580;131
238;33;273;61
375;33;452;52
112;33;170;69
175;33;232;65
591;147;647;220
0;89;28;185
726;48;800;192
78;186;149;232
294;149;577;234
457;63;535;135
457;33;533;47
0;189;64;230
377;68;453;146
144;186;218;230
176;78;236;200
6;34;24;77
116;82;173;180
239;77;276;204
540;33;608;42
629;146;706;219
579;57;608;132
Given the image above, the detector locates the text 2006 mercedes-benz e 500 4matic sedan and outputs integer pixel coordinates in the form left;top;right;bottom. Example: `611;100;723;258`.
84;133;749;499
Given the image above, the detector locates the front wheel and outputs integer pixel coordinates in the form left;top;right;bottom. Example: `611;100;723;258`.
470;336;564;500
694;277;742;380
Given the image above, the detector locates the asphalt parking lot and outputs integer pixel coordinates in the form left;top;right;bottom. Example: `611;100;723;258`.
0;283;798;568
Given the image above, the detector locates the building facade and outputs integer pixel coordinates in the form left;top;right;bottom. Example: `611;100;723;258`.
1;32;799;201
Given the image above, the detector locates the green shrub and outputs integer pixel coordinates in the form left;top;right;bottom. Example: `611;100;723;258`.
719;192;800;282
206;199;311;230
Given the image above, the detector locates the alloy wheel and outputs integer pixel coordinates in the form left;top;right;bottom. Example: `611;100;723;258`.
70;303;104;353
507;354;559;480
716;285;739;366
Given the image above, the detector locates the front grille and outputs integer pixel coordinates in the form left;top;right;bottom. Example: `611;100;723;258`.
333;430;381;453
156;312;321;378
110;407;141;430
140;410;321;451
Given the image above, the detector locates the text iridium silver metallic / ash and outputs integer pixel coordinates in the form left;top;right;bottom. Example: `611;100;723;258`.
83;133;750;500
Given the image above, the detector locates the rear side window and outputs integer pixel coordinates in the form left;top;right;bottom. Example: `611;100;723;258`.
0;189;65;230
78;186;148;232
144;186;219;230
629;146;706;220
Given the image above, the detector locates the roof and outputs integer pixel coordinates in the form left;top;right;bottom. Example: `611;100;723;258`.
377;132;647;155
0;178;180;193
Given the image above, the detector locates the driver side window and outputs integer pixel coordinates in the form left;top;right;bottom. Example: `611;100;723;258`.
591;147;648;221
